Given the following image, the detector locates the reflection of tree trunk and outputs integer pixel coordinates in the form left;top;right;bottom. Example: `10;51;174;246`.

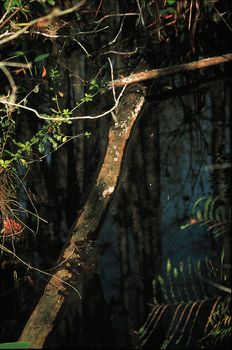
130;181;145;324
18;84;147;348
66;52;85;225
44;274;118;349
114;101;161;345
210;81;231;263
140;106;161;301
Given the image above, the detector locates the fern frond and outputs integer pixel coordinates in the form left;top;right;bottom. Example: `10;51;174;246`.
182;196;231;238
201;295;231;347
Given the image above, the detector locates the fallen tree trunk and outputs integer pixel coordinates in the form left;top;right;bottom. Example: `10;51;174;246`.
18;84;147;348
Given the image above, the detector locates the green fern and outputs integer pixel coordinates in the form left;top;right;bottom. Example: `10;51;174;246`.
201;295;231;348
181;196;231;238
137;196;231;348
136;259;231;349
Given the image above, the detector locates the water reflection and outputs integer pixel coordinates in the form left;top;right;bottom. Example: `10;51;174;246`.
98;77;231;347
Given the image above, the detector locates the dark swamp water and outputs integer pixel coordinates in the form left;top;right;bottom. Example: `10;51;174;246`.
0;72;231;349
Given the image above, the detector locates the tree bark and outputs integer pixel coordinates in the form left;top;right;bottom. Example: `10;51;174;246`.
18;84;147;348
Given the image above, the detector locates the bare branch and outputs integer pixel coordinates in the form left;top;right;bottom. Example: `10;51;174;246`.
111;53;232;87
0;61;31;68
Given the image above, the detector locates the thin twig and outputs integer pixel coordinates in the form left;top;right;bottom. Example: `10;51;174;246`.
73;39;92;57
0;66;17;103
108;57;116;103
108;16;126;46
136;0;145;27
100;48;138;56
95;12;139;25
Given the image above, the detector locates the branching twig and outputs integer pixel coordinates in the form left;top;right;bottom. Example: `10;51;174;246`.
0;0;87;46
0;84;128;121
213;5;232;32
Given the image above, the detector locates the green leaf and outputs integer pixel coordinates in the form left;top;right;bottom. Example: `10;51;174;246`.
54;134;62;141
166;0;177;5
0;342;30;349
50;108;58;113
20;159;28;167
179;261;184;273
204;196;213;220
4;150;14;156
3;0;22;11
46;0;56;5
166;259;171;274
0;159;11;169
196;210;202;221
84;131;91;138
192;196;206;212
180;223;191;230
157;275;164;286
215;206;222;222
34;53;50;62
38;143;45;154
89;79;99;91
220;248;225;267
62;109;72;116
11;50;25;58
48;137;57;149
160;8;176;15
173;267;178;278
138;327;145;335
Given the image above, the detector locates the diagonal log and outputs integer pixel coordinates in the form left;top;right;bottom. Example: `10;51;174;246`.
18;84;147;348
